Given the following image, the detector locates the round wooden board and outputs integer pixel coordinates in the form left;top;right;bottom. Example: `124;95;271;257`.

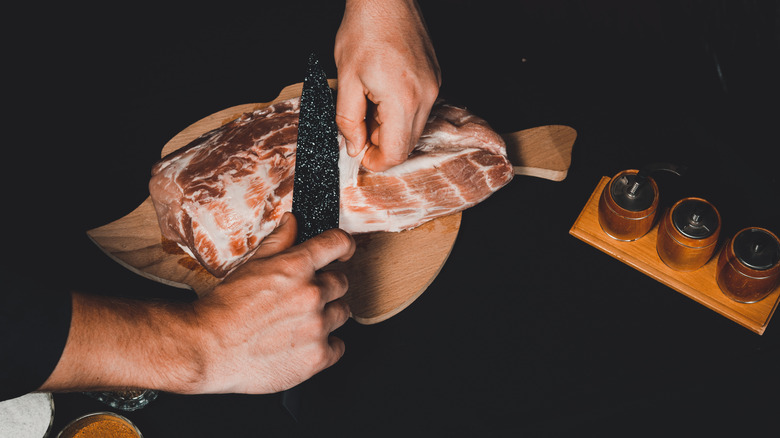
87;81;462;324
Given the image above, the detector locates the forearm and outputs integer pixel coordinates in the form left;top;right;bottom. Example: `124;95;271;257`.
38;292;205;393
342;0;432;48
344;0;423;18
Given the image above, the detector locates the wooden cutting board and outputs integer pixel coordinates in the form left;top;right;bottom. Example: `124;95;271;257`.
87;82;576;324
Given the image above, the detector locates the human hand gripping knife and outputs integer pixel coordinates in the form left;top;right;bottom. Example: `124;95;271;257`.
281;52;341;421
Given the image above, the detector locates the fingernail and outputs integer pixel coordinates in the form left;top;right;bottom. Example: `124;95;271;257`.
345;139;357;156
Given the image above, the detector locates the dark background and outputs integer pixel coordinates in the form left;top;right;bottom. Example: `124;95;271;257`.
8;0;780;436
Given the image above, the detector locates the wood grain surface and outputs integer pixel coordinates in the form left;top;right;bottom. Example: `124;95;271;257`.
87;82;576;324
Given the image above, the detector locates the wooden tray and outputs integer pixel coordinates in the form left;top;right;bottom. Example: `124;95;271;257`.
570;176;780;335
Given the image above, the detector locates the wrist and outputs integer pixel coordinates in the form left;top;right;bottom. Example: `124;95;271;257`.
140;299;209;394
40;293;208;394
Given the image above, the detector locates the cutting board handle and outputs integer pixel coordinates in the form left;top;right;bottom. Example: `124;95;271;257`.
502;125;576;181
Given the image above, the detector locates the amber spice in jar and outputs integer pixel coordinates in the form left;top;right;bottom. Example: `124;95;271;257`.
57;412;141;438
717;227;780;303
657;197;721;271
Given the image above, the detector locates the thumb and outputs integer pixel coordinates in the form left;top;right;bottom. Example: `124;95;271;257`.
250;212;297;260
336;79;368;157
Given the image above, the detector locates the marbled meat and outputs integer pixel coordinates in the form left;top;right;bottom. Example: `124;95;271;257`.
149;97;513;277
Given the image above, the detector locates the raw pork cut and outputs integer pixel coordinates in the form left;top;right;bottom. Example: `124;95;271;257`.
149;97;513;277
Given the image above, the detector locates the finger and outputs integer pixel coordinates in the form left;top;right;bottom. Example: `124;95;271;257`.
335;79;368;157
316;269;349;303
366;105;381;147
361;100;413;172
323;298;351;333
250;212;297;260
369;131;380;150
409;105;431;155
322;336;346;370
362;137;410;172
296;228;356;271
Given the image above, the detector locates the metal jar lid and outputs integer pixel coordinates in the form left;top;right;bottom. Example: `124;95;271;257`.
672;198;719;239
734;228;780;270
610;174;656;212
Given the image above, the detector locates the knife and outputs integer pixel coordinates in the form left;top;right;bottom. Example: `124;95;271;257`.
282;52;341;422
291;52;341;244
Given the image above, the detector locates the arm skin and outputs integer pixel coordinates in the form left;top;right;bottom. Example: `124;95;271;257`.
335;0;441;172
39;213;356;395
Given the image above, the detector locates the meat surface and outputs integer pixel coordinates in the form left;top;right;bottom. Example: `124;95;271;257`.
149;97;513;277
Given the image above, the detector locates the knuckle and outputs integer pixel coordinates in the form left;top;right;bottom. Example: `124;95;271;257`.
265;260;302;286
309;346;331;370
308;315;329;337
279;251;312;275
320;228;354;252
268;254;295;273
295;284;323;311
338;299;351;318
384;153;408;166
414;80;439;108
329;270;349;292
422;81;440;103
332;302;350;326
425;68;442;89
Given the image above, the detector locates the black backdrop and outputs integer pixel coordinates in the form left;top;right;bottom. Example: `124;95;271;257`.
8;1;780;436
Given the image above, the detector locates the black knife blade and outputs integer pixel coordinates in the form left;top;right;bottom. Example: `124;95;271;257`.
283;52;341;422
291;52;340;244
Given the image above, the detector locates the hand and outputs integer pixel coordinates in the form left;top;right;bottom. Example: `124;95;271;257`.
335;0;441;172
40;213;356;395
193;213;356;393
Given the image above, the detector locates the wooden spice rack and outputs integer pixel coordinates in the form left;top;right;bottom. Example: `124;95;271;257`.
569;176;780;335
